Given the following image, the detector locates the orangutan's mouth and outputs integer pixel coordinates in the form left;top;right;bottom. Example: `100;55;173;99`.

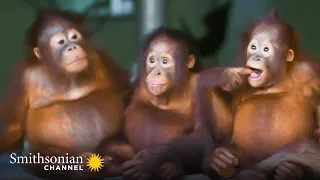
149;83;166;86
248;67;263;79
67;56;87;65
147;81;167;86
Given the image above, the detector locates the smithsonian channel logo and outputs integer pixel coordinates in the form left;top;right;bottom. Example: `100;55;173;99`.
9;152;104;172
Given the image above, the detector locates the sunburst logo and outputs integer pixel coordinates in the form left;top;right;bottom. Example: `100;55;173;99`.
86;153;104;172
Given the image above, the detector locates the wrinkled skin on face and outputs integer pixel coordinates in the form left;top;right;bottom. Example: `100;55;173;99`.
246;24;294;88
33;18;89;75
145;41;176;96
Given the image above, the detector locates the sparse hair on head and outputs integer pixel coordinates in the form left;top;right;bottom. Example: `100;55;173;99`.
139;26;201;72
143;27;199;58
135;27;201;88
24;9;86;49
236;7;299;66
246;8;298;52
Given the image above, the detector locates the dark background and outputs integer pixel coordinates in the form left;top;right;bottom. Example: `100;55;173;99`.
0;0;319;94
0;0;319;179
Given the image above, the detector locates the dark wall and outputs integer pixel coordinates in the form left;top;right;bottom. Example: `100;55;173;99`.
0;0;319;95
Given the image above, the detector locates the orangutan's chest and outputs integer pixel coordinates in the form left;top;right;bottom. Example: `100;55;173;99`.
128;109;195;152
26;90;123;152
232;94;316;161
